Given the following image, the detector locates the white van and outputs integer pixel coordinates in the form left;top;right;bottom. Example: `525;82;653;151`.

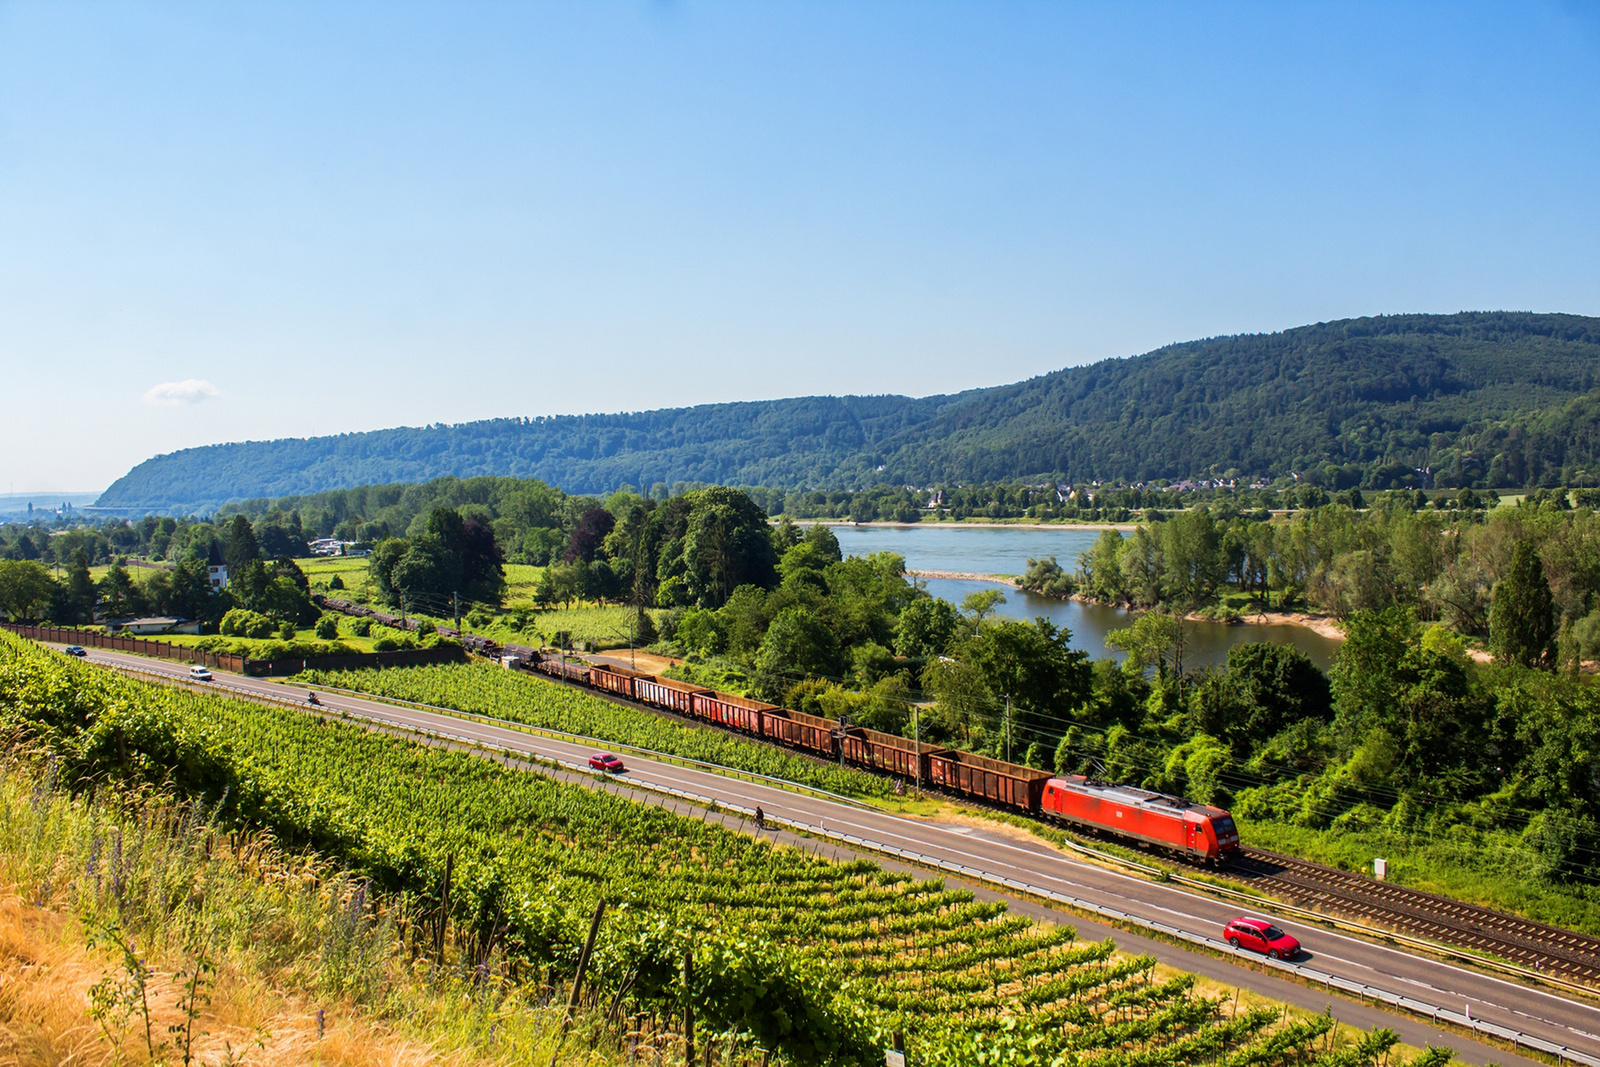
188;665;213;681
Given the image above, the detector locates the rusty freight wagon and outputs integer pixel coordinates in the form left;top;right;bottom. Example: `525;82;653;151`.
762;708;839;756
632;675;708;715
536;656;593;682
926;750;1052;813
690;691;777;736
587;664;641;698
839;728;942;780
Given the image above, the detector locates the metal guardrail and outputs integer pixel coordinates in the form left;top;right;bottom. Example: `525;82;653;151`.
97;657;1598;1066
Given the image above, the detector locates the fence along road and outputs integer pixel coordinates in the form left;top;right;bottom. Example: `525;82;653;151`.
56;643;1600;1067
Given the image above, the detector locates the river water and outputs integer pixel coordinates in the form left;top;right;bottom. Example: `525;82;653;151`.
826;523;1341;671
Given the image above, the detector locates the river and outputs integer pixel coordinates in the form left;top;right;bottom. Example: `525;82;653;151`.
825;523;1341;671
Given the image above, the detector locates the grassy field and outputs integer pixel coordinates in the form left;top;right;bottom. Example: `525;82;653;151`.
298;557;647;650
297;553;376;595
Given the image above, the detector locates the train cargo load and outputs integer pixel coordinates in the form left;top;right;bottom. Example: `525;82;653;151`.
633;675;708;715
763;708;839;756
1040;775;1239;861
690;691;778;736
926;750;1052;813
839;728;943;779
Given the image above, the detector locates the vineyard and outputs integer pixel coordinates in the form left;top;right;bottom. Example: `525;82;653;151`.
0;632;1445;1067
296;660;893;798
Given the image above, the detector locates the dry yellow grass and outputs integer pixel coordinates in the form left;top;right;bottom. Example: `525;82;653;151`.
0;886;473;1067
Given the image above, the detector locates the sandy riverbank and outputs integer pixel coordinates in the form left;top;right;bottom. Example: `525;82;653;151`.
1241;611;1344;642
908;569;1022;586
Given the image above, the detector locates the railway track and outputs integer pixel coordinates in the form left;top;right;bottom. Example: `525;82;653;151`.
1233;847;1600;985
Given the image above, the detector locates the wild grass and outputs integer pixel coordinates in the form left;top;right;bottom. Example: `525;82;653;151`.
1238;817;1600;935
0;752;682;1067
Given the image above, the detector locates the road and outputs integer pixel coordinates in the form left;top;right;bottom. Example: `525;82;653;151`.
62;645;1600;1066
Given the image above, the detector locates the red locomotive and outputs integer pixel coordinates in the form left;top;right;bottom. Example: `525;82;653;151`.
535;655;1241;858
1040;775;1238;862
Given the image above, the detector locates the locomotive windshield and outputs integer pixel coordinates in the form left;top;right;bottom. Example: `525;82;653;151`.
1214;816;1237;836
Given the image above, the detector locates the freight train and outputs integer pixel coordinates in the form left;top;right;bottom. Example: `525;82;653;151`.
533;655;1241;863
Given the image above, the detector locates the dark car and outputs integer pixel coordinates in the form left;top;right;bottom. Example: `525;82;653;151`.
63;646;86;657
588;752;626;773
1223;917;1301;960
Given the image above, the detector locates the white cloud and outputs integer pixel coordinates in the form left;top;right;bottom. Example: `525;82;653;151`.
142;379;221;406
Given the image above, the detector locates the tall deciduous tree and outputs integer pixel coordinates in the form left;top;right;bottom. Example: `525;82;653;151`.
681;488;777;608
61;549;97;624
97;563;142;619
0;560;56;622
1490;542;1556;669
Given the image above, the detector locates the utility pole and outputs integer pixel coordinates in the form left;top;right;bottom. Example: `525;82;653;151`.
1003;693;1012;764
913;702;922;792
453;591;461;636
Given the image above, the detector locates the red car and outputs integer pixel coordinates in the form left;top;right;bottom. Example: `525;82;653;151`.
1223;917;1301;960
588;752;626;773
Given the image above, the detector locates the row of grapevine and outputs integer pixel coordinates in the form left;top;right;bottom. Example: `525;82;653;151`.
0;633;1445;1067
298;661;892;797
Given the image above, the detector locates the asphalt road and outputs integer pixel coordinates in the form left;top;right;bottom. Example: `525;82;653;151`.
60;645;1600;1066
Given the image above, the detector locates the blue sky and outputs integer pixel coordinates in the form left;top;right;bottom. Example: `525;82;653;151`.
2;1;1598;493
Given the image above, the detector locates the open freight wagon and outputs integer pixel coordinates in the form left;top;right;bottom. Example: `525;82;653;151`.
926;750;1052;813
690;691;777;736
839;728;944;779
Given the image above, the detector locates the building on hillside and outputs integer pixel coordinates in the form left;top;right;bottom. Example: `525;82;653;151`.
118;617;201;636
309;538;365;557
207;564;229;590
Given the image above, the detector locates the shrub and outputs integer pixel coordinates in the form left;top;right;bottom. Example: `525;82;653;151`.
328;574;345;590
220;608;276;640
352;618;372;637
277;620;297;641
373;637;399;652
315;615;340;640
416;620;437;638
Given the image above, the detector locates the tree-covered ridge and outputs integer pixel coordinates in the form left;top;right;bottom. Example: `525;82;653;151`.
98;311;1600;512
878;312;1600;487
98;395;959;511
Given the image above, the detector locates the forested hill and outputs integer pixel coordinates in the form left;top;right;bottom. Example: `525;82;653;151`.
100;311;1600;512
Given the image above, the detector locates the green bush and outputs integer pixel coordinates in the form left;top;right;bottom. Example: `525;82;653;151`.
315;614;340;640
220;608;275;640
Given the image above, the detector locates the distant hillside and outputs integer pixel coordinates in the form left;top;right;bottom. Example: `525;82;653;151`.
99;312;1600;512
